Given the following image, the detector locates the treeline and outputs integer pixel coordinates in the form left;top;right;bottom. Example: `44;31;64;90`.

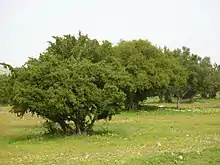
0;67;10;105
1;32;220;134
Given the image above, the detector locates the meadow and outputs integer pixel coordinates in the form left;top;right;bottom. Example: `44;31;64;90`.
0;99;220;165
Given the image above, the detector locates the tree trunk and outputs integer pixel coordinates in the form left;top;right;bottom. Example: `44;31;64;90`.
131;102;138;110
209;92;216;98
126;100;139;110
158;90;164;103
189;95;195;103
165;93;172;103
158;95;164;103
74;121;82;135
74;119;88;135
58;120;73;133
176;96;180;109
58;120;67;132
201;93;207;99
129;102;138;110
85;118;95;135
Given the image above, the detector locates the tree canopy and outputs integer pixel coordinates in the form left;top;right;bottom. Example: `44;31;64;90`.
1;32;220;134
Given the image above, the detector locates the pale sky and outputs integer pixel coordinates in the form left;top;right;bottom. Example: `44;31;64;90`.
0;0;219;66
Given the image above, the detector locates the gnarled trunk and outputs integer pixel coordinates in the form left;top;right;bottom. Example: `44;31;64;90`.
126;101;139;110
72;115;96;135
74;121;82;135
57;120;73;133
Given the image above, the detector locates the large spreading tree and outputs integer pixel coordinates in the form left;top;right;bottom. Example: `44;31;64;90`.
3;33;128;134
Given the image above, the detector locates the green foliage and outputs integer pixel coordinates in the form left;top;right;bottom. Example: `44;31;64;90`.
114;40;170;109
0;74;10;105
7;33;126;134
2;31;220;134
161;46;220;107
198;57;220;98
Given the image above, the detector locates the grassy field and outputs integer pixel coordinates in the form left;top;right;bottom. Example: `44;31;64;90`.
144;97;220;109
0;103;220;164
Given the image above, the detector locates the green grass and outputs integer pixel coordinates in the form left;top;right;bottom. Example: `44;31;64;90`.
144;97;220;109
0;106;220;164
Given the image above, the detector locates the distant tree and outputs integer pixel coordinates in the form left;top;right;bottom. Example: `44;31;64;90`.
0;74;10;105
163;47;188;109
198;57;220;98
172;47;200;102
165;47;220;103
114;40;170;110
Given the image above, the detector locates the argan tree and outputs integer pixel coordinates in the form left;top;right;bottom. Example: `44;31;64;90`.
5;33;128;134
114;40;170;109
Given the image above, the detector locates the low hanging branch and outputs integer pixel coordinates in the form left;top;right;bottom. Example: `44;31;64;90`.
0;62;14;72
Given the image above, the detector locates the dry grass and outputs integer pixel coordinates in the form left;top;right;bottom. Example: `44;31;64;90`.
0;105;220;165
